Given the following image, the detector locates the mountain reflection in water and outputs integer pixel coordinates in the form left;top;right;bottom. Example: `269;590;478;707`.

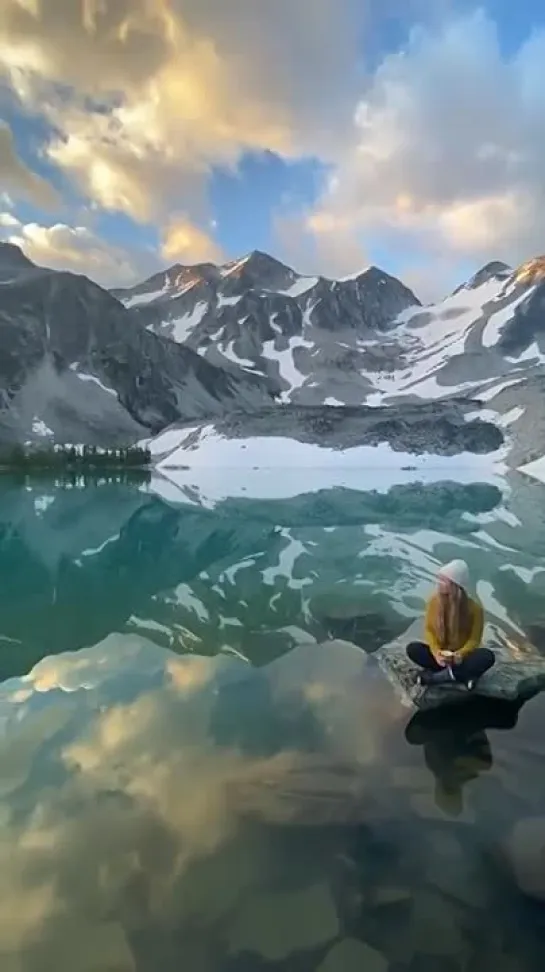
1;472;545;970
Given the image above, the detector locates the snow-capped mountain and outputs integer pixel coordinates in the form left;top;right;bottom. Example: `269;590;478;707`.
116;251;421;405
0;243;274;446
127;251;545;491
117;250;545;412
3;239;545;472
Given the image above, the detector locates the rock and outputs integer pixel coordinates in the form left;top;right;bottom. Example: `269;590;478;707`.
426;833;490;908
506;816;545;901
152;401;504;461
391;767;431;790
525;622;545;654
369;886;412;907
409;791;476;824
38;920;135;971
0;247;274;446
163;832;272;927
227;882;339;961
316;938;389;972
410;891;464;958
322;612;404;653
375;617;545;710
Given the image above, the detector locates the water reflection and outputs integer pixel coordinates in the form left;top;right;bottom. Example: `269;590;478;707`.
405;699;522;817
1;472;545;682
2;471;545;968
1;636;545;970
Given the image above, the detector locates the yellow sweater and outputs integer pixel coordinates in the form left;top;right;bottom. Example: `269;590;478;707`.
425;593;484;660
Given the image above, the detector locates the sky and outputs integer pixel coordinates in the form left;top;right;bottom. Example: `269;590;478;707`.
1;0;545;300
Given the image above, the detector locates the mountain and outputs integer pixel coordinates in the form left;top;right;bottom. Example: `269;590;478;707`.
116;251;422;405
0;243;274;446
0;241;37;281
123;248;545;482
116;250;545;412
2;240;545;475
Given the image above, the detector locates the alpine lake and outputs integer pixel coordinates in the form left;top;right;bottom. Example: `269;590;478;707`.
2;466;545;972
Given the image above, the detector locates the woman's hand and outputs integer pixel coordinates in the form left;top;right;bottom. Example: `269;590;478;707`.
438;650;455;666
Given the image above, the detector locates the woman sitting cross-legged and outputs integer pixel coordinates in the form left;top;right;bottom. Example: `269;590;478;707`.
407;559;495;690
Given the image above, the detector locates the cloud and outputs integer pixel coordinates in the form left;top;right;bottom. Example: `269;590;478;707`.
0;122;58;208
275;208;369;279
0;0;360;224
0;211;20;228
5;1;544;294
284;11;545;288
1;215;151;286
162;216;223;264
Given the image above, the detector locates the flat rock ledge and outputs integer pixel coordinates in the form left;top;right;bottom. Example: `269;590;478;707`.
375;617;545;711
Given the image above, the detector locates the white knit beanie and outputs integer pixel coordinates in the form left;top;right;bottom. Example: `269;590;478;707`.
438;559;470;592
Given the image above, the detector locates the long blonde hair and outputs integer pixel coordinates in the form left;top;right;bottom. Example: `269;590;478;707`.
436;584;471;651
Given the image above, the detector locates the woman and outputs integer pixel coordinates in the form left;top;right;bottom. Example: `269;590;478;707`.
407;559;495;689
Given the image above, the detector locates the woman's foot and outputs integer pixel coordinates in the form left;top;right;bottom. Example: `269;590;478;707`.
418;670;477;691
417;668;455;687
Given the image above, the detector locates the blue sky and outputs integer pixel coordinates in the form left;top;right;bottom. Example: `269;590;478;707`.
1;0;545;298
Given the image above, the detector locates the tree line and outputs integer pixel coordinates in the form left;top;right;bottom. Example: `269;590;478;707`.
0;443;152;470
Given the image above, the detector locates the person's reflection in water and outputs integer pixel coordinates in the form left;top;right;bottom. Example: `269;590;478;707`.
405;698;523;816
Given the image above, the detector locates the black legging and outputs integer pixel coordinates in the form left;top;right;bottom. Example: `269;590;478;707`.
407;640;495;684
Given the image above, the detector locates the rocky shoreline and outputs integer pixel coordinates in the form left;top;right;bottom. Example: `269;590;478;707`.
190;400;505;455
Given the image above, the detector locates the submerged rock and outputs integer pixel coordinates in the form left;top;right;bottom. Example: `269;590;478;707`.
227;882;339;960
321;611;405;653
506;817;545;902
375;617;545;710
316;937;388;972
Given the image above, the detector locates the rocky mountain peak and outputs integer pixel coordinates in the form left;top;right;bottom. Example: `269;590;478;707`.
515;256;545;287
165;262;219;286
220;250;296;291
0;241;36;280
345;265;421;328
110;261;221;307
458;261;513;293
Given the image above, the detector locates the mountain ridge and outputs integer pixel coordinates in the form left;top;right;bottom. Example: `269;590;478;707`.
0;246;275;445
2;241;545;477
114;245;545;411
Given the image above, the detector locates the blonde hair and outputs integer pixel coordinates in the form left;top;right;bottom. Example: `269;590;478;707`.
436;583;471;651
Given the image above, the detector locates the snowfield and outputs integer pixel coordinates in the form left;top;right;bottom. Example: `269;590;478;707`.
142;424;508;508
518;454;545;485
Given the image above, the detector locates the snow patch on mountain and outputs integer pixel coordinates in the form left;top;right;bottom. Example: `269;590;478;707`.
217;294;242;308
482;288;534;348
278;276;319;298
339;268;371;281
222;256;250;278
509;342;545;366
76;372;117;398
264;331;314;402
165;302;209;343
221;341;258;371
31;418;53;437
518;454;545;485
371;276;510;401
124;286;170;309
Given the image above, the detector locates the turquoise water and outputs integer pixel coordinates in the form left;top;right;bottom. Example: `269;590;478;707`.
1;472;545;970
